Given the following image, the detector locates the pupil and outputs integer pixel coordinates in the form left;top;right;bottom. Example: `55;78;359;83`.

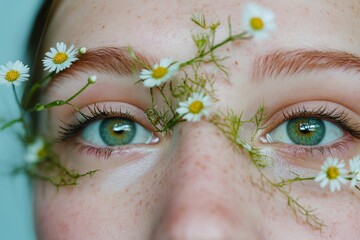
299;122;321;133
100;118;136;146
287;118;325;146
112;123;131;134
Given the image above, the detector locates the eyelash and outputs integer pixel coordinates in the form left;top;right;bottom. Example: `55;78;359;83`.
269;105;360;157
281;105;360;138
57;104;136;158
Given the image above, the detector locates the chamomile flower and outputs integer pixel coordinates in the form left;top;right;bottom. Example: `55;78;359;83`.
176;92;213;122
314;157;347;192
349;155;360;188
0;61;30;86
24;137;47;164
139;58;179;88
242;3;276;40
42;42;78;73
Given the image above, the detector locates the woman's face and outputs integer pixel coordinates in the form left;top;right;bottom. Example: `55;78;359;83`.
35;0;360;239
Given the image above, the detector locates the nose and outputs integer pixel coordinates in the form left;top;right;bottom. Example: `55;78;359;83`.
153;122;265;240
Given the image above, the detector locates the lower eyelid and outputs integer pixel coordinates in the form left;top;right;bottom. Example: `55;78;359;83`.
266;135;356;169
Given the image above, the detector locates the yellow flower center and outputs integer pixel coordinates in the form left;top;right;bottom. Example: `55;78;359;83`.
152;66;168;79
53;52;68;64
326;166;339;180
189;100;204;114
5;70;20;82
250;17;264;30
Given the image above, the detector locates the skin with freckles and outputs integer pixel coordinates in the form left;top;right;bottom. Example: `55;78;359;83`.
35;0;360;239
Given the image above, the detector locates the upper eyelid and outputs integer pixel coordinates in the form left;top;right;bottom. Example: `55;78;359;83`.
56;102;154;142
281;106;360;138
57;108;133;142
262;102;360;138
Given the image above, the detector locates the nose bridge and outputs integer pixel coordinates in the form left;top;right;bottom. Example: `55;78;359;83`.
168;122;243;198
153;122;264;240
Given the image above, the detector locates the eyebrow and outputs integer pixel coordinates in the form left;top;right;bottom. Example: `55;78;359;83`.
47;47;360;90
251;49;360;82
46;46;154;91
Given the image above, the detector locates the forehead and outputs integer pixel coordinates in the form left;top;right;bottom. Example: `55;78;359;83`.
45;0;360;58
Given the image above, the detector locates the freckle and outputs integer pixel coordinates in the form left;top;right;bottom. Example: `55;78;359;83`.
101;25;106;29
58;221;69;234
235;60;238;65
125;188;129;193
195;161;204;169
154;173;158;179
138;199;143;206
65;187;74;195
229;162;235;169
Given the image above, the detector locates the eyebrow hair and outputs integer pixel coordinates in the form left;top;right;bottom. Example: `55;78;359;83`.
46;46;154;91
251;49;360;82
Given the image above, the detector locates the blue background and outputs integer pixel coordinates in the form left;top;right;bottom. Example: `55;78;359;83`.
0;0;43;239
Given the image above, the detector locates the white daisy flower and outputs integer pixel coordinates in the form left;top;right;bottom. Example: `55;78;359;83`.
349;155;360;188
24;137;46;164
42;42;78;73
0;61;30;86
242;3;276;40
139;58;179;88
176;92;213;122
314;157;347;192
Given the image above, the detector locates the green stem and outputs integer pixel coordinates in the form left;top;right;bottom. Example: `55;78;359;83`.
31;81;92;111
156;86;175;115
23;73;54;108
274;177;315;187
0;118;22;130
64;82;91;104
12;84;22;110
179;31;248;67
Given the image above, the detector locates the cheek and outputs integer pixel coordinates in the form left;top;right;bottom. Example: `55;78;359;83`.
34;163;167;240
35;186;107;239
35;183;137;239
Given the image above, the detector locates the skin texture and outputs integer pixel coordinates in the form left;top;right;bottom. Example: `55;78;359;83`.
35;0;360;239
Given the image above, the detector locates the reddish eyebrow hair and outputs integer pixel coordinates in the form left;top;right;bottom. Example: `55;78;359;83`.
46;46;154;91
251;49;360;82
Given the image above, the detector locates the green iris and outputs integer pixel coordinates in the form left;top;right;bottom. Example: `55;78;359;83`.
286;118;325;145
99;118;136;146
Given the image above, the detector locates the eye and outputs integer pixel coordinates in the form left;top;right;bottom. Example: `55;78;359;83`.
267;117;344;146
81;117;154;147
